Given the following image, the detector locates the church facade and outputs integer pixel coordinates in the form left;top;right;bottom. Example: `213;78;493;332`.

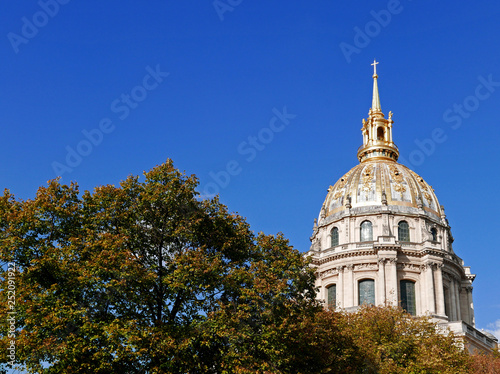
306;62;498;353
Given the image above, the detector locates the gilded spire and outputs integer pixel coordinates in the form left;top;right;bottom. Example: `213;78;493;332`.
357;60;399;163
371;59;381;112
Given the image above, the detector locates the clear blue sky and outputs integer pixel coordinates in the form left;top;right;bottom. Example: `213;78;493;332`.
1;0;499;339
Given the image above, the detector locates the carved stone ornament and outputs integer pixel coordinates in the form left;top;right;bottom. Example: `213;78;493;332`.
414;174;428;191
361;164;374;192
338;172;351;189
397;262;420;271
313;237;321;251
423;192;432;204
345;195;352;209
355;263;378;271
320;268;339;279
426;262;436;270
389;165;406;196
421;219;431;241
320;205;326;220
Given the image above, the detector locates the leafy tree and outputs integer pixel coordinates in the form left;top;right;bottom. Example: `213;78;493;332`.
337;305;471;374
0;160;324;373
470;349;500;374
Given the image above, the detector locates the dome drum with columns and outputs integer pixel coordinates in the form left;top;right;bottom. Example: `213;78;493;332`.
306;61;497;353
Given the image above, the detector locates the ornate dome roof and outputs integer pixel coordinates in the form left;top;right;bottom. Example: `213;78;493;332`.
323;160;443;220
320;60;444;222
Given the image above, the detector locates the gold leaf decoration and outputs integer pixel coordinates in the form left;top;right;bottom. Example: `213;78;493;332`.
393;183;406;194
423;192;432;204
389;165;406;197
361;165;374;192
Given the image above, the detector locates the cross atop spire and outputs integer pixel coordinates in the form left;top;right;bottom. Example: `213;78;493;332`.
371;59;381;112
371;59;379;78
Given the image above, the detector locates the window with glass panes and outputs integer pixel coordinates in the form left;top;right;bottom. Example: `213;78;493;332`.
398;221;410;242
444;287;450;318
358;279;375;305
400;280;416;315
360;221;373;242
331;227;339;247
431;228;437;242
327;284;336;309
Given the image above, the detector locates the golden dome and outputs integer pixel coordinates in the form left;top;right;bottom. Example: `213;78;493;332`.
323;160;443;220
321;61;444;222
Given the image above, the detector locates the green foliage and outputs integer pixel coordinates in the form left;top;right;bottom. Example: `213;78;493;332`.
0;160;323;373
337;305;471;374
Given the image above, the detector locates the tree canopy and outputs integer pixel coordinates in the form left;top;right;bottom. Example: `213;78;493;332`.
0;161;323;373
339;305;471;374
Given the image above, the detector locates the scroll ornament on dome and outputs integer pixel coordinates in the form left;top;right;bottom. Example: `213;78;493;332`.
361;165;374;192
389;165;406;197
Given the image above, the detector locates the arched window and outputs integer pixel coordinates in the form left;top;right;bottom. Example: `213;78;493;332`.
360;221;373;242
327;284;336;309
331;227;339;247
444;287;450;319
431;228;438;242
398;221;410;242
359;279;375;305
400;280;416;316
377;127;385;141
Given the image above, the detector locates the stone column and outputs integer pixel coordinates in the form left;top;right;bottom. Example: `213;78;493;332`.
377;258;386;305
425;263;436;314
345;264;354;307
459;285;469;324
434;263;445;316
467;286;475;326
337;266;344;308
386;258;398;305
450;277;457;321
455;281;462;321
